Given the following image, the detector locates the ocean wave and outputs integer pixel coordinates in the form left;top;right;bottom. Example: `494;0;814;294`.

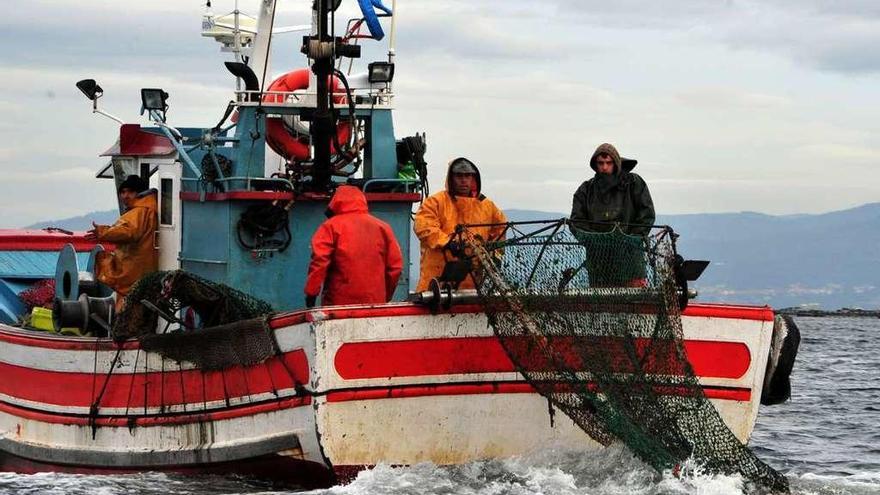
308;446;749;495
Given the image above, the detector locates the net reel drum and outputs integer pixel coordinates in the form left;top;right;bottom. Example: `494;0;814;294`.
52;243;115;334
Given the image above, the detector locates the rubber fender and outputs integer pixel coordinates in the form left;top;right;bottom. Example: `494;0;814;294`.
761;314;801;405
357;0;392;40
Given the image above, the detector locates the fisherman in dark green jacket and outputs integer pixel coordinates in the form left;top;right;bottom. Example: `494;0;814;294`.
570;143;655;234
569;143;656;286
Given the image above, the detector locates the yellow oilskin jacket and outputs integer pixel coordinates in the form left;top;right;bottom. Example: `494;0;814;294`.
94;191;159;303
414;170;507;291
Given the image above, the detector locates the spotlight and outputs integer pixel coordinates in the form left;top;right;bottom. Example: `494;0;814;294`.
368;62;395;84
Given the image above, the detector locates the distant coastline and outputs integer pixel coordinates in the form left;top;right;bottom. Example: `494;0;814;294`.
777;307;880;318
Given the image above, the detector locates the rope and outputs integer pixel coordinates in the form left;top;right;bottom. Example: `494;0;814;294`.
123;348;142;419
88;345;125;439
236;203;292;252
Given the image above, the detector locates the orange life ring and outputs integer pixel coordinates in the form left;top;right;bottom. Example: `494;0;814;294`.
263;69;352;161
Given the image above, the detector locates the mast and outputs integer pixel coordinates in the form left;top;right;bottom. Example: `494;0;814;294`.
309;0;334;191
249;0;277;93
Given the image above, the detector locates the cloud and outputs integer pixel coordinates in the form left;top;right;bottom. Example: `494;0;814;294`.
673;87;791;110
0;64;231;174
793;143;880;165
0;167;117;227
397;10;569;62
544;0;727;29
396;64;614;107
1;0;879;225
540;0;880;75
4;167;95;182
712;5;880;75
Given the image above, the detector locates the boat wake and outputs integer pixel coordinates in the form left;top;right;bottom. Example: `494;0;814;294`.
318;446;880;495
314;446;744;495
1;446;877;495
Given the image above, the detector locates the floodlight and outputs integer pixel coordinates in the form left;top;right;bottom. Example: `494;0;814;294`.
141;88;169;112
75;79;103;101
368;62;395;84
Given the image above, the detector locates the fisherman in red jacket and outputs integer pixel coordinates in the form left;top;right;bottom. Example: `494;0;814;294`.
304;185;404;307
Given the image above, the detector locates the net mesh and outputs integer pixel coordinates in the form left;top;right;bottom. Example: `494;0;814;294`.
139;317;277;371
461;220;788;493
114;270;273;341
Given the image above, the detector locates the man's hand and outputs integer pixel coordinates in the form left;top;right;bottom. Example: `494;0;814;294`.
445;239;464;258
305;295;317;308
84;221;100;241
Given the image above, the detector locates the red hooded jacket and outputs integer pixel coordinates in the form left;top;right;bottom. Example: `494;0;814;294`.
305;185;403;306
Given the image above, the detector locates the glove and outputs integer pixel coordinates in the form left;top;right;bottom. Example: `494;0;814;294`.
305;295;317;308
445;240;464;258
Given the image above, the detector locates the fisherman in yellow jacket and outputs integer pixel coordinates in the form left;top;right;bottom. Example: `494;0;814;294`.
414;157;507;291
85;175;159;310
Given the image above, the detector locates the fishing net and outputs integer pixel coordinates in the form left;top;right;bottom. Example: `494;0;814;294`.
459;220;788;494
113;270;273;341
140;317;277;371
18;279;55;313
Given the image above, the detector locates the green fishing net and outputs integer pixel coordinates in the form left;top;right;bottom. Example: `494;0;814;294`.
113;271;276;369
461;220;788;493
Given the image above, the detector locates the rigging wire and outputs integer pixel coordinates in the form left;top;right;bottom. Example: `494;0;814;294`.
88;345;125;439
123;347;142;419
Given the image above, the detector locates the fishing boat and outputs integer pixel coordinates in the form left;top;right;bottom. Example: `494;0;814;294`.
0;0;798;487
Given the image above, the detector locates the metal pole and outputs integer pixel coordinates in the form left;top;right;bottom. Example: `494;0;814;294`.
249;0;277;92
387;0;397;94
310;0;333;191
233;0;242;92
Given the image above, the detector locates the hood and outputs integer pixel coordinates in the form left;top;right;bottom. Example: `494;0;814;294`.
118;174;149;194
445;157;483;199
328;185;369;215
589;143;639;174
128;188;158;211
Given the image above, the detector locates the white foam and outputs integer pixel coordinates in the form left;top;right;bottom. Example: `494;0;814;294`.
306;446;756;495
790;471;880;494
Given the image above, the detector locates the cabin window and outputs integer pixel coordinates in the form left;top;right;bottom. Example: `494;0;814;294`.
160;178;173;226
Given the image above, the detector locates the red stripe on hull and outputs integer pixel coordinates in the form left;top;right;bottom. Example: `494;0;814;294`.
683;303;774;322
0;351;308;409
0;395;311;427
325;383;751;403
0;330;140;351
0;450;334;488
335;337;751;379
0;301;770;352
0;230;110;252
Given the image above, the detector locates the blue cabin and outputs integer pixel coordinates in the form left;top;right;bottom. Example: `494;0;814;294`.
74;0;422;313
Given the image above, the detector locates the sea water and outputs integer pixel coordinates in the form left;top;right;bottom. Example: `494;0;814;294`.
1;317;877;495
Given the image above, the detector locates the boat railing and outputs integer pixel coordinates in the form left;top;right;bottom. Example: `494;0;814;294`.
180;176;295;195
233;89;394;108
363;178;421;193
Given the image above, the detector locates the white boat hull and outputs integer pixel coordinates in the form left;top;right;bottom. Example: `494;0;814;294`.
0;302;776;484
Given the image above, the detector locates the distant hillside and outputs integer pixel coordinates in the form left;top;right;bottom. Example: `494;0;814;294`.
505;204;880;310
24;210;118;231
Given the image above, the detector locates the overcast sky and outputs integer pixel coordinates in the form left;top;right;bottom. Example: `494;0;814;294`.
1;0;878;227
